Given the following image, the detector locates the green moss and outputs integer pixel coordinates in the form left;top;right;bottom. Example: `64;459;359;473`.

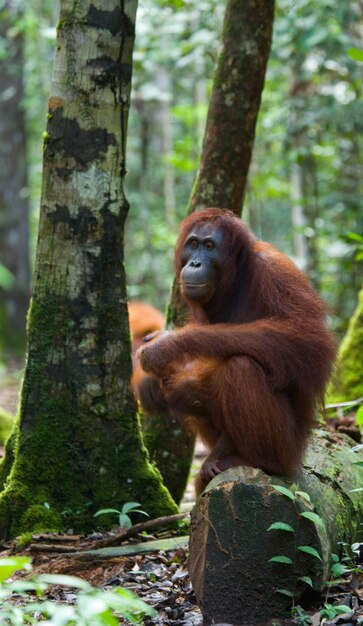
19;504;62;534
16;532;33;549
42;131;51;143
0;408;14;446
142;412;194;505
329;285;363;403
0;294;177;539
0;422;19;490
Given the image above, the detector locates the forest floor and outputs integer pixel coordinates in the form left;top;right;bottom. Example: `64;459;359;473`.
0;363;362;626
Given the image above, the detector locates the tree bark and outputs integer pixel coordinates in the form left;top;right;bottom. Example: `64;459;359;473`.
144;0;275;503
0;1;31;353
188;430;363;626
168;0;275;329
0;0;177;540
188;0;275;216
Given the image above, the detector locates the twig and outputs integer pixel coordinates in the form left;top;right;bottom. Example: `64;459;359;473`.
326;397;363;410
91;512;188;549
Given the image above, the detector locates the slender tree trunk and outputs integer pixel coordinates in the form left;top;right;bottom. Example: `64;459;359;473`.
144;0;275;502
168;0;275;329
0;1;30;353
188;0;275;215
0;0;177;540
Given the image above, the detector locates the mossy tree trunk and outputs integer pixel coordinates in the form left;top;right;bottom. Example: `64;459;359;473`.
0;0;177;540
144;0;276;502
0;0;31;353
329;284;363;404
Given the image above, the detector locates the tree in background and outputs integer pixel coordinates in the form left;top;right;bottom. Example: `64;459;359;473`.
247;0;362;331
329;284;363;404
143;0;275;502
0;0;177;539
0;0;31;352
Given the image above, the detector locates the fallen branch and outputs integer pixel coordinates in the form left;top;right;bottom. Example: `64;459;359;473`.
90;512;188;549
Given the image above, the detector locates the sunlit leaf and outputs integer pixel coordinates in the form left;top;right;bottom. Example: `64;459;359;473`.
355;405;363;426
0;557;32;583
347;47;363;62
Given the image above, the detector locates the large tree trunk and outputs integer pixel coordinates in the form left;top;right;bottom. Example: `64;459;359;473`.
0;0;177;540
189;430;363;626
0;1;31;353
144;0;276;503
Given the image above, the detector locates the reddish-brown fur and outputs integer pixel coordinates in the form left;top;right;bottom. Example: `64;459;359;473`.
128;301;164;390
137;209;336;494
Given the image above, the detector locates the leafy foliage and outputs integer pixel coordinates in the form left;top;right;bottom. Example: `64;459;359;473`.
1;0;362;343
0;556;155;624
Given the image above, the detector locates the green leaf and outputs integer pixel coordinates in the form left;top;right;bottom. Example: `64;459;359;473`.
37;574;92;590
118;514;132;529
352;461;363;467
333;605;352;615
267;522;295;532
348;47;363;62
121;502;143;514
127;509;150;518
300;511;325;528
298;576;313;587
275;588;294;597
295;490;311;503
350;487;363;492
0;557;32;582
268;556;293;565
0;264;14;289
94;508;121;517
346;232;363;243
271;485;295;500
298;546;322;561
356;405;363;426
331;562;349;578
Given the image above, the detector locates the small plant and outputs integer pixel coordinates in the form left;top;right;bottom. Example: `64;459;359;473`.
319;603;351;621
268;484;324;570
267;484;325;602
94;501;149;529
0;555;155;624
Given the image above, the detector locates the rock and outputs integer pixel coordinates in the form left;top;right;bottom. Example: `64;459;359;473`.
188;430;363;625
